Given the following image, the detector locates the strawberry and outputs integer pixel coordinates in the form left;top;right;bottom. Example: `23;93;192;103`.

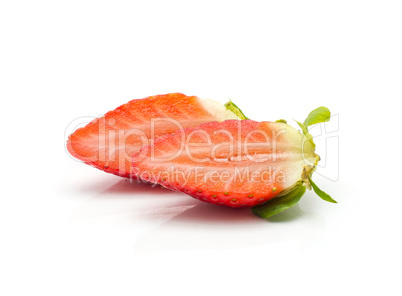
67;93;242;178
132;107;335;218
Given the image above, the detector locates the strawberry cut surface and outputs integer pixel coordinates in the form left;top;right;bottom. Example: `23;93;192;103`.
67;93;239;178
132;120;319;207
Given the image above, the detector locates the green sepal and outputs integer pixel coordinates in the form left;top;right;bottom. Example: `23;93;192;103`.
276;119;287;124
295;106;331;148
309;177;337;203
295;120;311;137
224;100;249;120
303;106;331;128
295;120;314;148
251;182;307;219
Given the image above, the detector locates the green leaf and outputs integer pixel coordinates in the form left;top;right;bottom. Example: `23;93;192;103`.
251;183;307;219
224;100;249;120
309;177;337;203
303;107;331;128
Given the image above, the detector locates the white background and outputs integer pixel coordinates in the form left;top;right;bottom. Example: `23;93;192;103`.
1;1;401;295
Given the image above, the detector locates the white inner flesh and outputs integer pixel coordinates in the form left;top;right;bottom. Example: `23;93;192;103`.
199;98;240;121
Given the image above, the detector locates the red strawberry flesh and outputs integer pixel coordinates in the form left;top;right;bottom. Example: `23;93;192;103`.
67;93;239;178
132;120;319;207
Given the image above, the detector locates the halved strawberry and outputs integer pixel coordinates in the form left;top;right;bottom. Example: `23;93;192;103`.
67;93;241;178
132;107;335;218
